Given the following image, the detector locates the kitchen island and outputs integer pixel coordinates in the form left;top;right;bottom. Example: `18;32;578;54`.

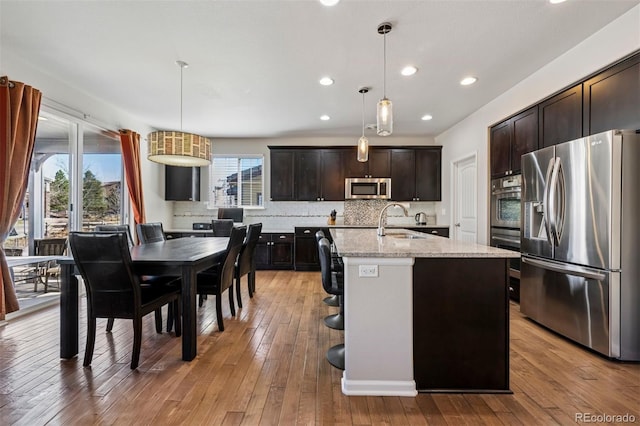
329;228;520;396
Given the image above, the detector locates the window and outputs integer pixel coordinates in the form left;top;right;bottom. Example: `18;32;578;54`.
210;156;263;208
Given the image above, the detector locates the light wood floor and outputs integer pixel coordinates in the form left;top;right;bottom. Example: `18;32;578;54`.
0;270;638;425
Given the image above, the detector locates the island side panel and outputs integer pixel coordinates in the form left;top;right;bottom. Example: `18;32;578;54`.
413;257;511;393
342;256;417;396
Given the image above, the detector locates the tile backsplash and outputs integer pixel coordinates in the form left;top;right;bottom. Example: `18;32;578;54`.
172;200;438;231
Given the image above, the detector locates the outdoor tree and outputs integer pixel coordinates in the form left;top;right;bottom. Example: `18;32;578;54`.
49;169;69;214
83;170;107;216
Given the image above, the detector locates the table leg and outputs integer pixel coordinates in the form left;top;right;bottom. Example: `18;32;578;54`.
60;263;79;359
181;265;197;361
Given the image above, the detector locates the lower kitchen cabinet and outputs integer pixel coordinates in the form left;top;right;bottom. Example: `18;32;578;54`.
294;226;328;271
255;232;294;270
164;231;213;239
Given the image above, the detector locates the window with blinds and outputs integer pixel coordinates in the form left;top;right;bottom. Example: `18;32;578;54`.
210;156;263;208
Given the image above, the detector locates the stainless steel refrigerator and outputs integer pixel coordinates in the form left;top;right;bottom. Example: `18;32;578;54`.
520;129;639;361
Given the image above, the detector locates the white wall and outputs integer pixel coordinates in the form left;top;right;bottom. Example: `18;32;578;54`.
1;48;171;227
437;5;640;244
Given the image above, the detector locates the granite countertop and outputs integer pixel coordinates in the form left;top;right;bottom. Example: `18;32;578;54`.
330;228;520;259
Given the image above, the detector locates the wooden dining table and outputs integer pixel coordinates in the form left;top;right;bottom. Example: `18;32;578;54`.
58;236;229;361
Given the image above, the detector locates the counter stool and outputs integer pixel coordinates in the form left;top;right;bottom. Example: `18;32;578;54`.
318;236;345;370
315;230;339;307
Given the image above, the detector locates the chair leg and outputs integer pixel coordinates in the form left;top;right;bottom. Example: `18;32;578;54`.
248;271;255;298
216;293;225;332
154;308;163;333
235;273;243;309
166;303;174;332
228;286;236;317
173;299;181;337
131;317;143;369
106;318;115;332
83;316;97;367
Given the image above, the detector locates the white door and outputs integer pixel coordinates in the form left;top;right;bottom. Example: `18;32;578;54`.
452;154;477;242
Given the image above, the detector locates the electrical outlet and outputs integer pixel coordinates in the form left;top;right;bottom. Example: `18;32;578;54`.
359;265;378;277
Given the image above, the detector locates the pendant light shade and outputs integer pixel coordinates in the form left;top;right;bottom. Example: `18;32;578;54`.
357;87;369;162
376;22;393;136
148;61;211;167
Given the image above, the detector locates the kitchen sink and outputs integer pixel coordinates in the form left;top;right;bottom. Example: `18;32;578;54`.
385;233;427;239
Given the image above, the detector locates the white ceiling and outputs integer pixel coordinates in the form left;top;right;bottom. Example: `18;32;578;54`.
1;0;638;139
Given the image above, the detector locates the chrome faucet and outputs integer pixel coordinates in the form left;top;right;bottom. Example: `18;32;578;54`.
377;202;409;236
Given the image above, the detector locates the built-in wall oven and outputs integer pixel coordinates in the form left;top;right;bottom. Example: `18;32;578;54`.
490;175;522;301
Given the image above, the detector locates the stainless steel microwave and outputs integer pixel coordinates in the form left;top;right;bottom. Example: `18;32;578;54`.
345;178;391;199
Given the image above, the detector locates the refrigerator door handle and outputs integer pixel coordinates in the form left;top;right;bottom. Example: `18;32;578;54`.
522;256;606;281
548;156;563;246
542;157;555;246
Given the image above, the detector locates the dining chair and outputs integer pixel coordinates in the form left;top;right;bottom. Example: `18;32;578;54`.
69;231;181;369
234;223;262;308
95;224;135;247
33;237;68;292
136;222;166;244
197;225;246;331
211;219;234;237
135;223;180;333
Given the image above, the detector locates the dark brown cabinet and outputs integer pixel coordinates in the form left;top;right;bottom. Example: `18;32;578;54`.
490;106;538;178
343;148;391;178
270;150;295;201
294;150;322;201
165;165;200;201
539;84;582;147
583;52;640;135
294;226;328;271
410;227;449;238
255;232;294;270
390;147;441;201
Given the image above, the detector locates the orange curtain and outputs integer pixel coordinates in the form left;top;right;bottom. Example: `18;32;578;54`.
0;76;42;319
119;130;146;235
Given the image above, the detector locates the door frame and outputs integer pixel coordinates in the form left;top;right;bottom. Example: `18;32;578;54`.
450;152;478;242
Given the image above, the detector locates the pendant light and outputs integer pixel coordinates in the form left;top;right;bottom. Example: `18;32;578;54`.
148;61;211;167
377;22;393;136
357;87;369;162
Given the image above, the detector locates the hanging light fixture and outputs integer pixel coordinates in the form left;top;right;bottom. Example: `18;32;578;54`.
148;61;211;167
376;22;393;136
357;87;369;162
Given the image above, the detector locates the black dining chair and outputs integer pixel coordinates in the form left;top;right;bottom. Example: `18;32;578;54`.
197;225;246;331
136;222;166;244
69;231;181;369
134;222;180;332
211;219;234;237
318;236;345;370
234;223;262;308
95;224;135;247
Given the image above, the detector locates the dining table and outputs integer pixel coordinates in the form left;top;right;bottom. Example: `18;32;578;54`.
58;236;229;361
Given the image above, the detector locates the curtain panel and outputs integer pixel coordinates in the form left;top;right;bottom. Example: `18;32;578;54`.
119;130;146;237
0;76;42;319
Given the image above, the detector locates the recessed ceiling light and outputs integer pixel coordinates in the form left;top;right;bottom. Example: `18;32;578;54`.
421;114;433;121
401;66;418;76
319;77;334;86
38;116;49;121
319;0;340;6
549;0;566;4
460;76;477;86
320;115;331;121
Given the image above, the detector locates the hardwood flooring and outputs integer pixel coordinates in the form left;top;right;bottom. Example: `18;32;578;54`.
0;270;638;425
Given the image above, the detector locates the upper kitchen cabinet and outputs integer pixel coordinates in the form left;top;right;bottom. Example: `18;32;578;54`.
490;106;538;178
583;52;640;135
270;149;295;201
165;165;200;201
269;147;345;201
539;84;582;148
343;148;391;178
390;147;442;201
